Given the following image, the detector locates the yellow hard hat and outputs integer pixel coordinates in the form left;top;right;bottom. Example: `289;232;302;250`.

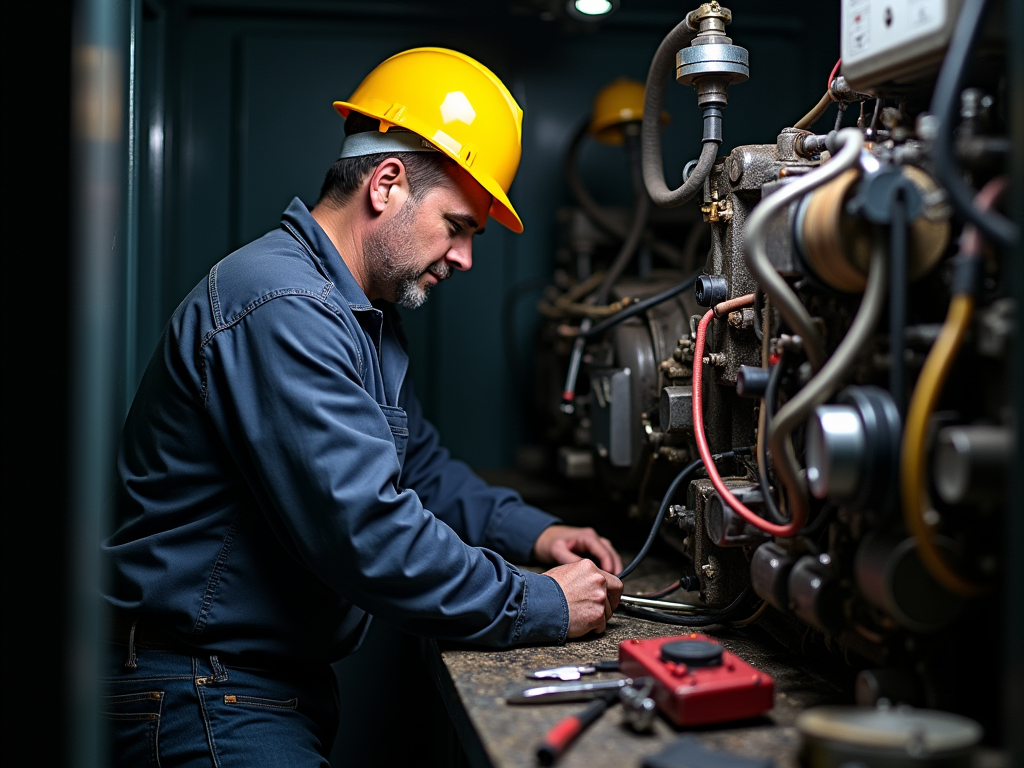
334;47;525;233
588;77;670;146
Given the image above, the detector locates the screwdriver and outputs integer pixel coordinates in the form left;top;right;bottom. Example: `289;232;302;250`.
535;689;619;765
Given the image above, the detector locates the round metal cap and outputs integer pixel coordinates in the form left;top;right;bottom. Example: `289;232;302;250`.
797;705;982;754
805;404;865;500
659;639;723;667
933;425;1012;505
676;44;750;87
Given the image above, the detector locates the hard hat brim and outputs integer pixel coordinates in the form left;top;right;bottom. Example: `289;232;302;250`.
334;101;524;234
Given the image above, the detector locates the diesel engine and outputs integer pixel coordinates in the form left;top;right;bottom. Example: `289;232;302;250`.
536;0;1015;737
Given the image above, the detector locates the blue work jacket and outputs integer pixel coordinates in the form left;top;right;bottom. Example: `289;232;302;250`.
104;198;569;667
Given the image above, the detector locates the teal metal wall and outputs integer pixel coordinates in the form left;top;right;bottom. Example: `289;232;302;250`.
127;0;841;469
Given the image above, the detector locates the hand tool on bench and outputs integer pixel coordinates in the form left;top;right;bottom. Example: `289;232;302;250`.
527;660;619;680
535;689;620;766
507;677;632;705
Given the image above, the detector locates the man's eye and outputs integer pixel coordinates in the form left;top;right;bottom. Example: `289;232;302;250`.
448;221;463;236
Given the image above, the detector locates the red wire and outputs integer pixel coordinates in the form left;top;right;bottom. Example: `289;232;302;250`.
691;308;806;537
827;58;842;97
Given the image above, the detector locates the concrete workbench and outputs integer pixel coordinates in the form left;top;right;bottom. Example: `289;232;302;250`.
422;554;850;768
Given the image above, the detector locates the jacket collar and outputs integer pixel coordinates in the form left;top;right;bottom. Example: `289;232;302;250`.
280;197;375;312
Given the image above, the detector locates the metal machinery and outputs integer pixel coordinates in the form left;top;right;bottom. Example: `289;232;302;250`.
536;0;1016;743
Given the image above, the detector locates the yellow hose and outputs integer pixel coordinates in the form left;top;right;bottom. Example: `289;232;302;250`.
900;294;989;596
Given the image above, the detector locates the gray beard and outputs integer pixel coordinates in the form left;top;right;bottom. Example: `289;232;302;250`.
362;201;450;309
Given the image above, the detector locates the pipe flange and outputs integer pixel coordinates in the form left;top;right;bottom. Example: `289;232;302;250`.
676;44;750;87
805;385;901;513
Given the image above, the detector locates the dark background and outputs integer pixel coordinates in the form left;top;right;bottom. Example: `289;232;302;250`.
6;1;1023;766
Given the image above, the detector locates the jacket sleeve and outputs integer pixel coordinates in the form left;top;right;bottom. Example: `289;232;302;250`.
398;381;561;563
201;295;568;647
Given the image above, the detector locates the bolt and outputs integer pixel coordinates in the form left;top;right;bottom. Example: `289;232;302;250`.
728;155;743;182
728;308;757;329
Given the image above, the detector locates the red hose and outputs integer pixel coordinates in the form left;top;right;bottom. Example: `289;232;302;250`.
691;306;806;537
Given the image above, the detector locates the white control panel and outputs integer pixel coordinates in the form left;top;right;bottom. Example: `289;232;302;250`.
841;0;960;89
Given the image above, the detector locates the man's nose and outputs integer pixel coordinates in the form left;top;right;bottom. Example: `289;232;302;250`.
446;243;473;272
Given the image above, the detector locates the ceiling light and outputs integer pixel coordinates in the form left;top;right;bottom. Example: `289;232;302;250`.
568;0;618;19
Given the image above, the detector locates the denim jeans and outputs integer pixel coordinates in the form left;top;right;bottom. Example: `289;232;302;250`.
102;640;339;767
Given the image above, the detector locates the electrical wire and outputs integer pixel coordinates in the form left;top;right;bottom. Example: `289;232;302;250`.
729;600;768;628
929;0;1018;249
900;176;1007;597
826;58;842;93
618;584;755;627
743;128;867;373
798;502;836;540
768;238;889;541
889;188;909;416
579;270;701;339
692;299;808;537
558;269;699;410
756;354;790;525
619;596;700;612
617;451;737;581
625;580;681;600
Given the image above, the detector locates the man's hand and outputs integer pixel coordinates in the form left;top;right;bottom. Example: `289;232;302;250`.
544;560;623;637
533;525;624;575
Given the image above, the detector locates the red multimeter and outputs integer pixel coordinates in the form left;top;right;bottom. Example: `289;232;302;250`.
618;633;774;726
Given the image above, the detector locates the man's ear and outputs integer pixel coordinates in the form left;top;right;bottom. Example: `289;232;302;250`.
367;157;409;214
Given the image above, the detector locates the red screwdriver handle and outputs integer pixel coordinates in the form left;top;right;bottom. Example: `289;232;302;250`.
536;696;614;765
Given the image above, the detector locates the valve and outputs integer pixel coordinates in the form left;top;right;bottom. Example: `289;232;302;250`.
676;3;749;144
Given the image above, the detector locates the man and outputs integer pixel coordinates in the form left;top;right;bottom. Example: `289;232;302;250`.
102;47;623;766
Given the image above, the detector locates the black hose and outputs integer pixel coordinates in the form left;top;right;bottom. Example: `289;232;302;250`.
930;0;1018;248
580;271;701;340
618;449;754;581
618;583;755;627
889;193;908;416
618;455;725;581
798;503;837;540
757;358;789;525
641;18;718;207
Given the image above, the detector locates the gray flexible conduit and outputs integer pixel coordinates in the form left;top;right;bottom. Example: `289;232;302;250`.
641;18;718;207
769;238;888;521
742;128;866;372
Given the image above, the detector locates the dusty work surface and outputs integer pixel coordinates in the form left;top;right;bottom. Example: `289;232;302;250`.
424;555;850;768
